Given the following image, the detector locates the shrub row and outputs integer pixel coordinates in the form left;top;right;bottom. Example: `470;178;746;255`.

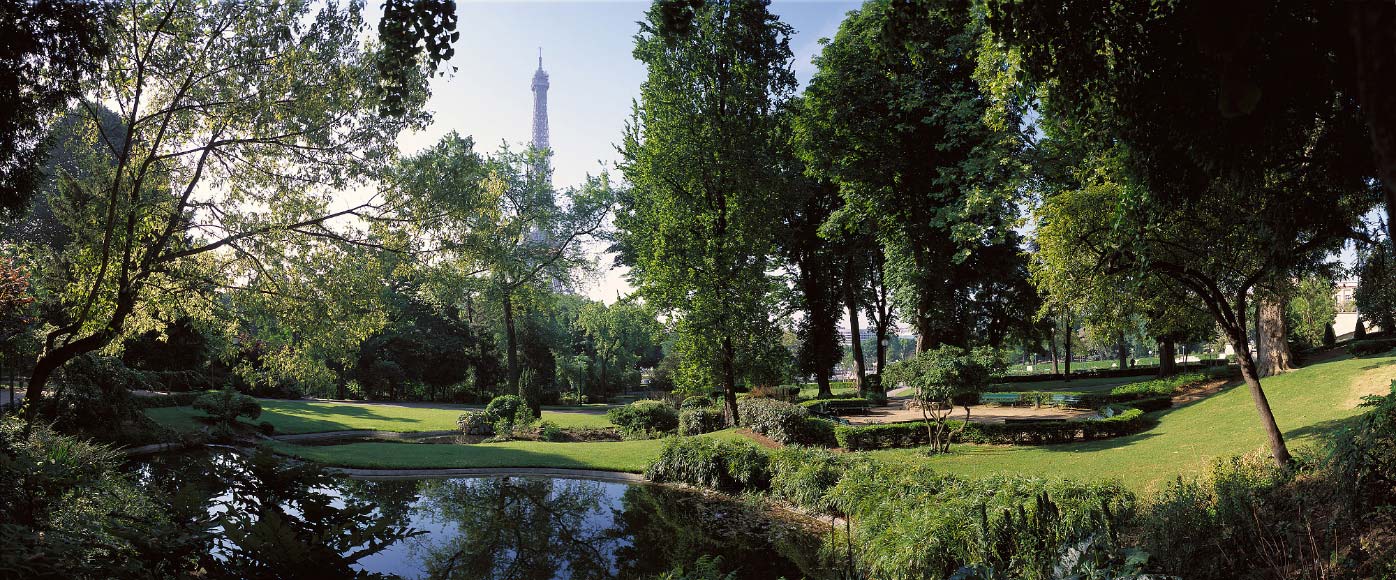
834;408;1155;451
1349;338;1396;356
736;398;837;446
797;396;868;409
1109;372;1207;400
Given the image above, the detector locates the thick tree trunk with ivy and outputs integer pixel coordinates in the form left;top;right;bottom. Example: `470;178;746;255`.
1117;331;1129;370
721;336;739;426
1158;339;1177;376
1256;295;1295;378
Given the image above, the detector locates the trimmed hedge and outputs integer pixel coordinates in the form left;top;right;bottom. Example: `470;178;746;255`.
1130;395;1174;413
834;408;1155;451
1349;338;1396;357
797;396;868;409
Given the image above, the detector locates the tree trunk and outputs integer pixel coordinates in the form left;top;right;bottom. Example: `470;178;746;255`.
1256;294;1295;377
1228;325;1293;467
1158;339;1177;377
721;336;739;425
1062;310;1073;381
1048;325;1060;375
502;292;536;413
1117;331;1129;369
844;267;866;396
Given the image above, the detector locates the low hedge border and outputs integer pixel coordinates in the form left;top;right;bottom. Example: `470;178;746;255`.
834;403;1164;451
1349;338;1396;357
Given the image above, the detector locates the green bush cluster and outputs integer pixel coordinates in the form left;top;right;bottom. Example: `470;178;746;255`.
483;395;523;423
130;390;210;409
1108;372;1208;400
644;436;769;493
192;388;262;430
680;395;714;410
796;396;867;409
483;395;535;440
768;446;856;512
456;410;492;435
834;408;1154;451
736;398;835;445
537;420;564;442
678;406;725;435
1348;337;1396;356
607;400;679;438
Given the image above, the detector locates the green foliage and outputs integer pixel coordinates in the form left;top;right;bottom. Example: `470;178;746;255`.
1323;324;1337;348
656;555;737;580
1286;275;1337;350
1330;381;1396;507
825;460;1136;579
536;420;564;442
484;395;523;424
768;446;854;513
1356;241;1396;332
192;389;262;429
606;400;679;439
1108;372;1207;400
678;407;725;436
798;0;1034;348
680;395;714;410
575;300;664;398
0;419;173;577
615;0;795;419
644;436;770;494
888;346;1006;405
257;421;275;436
835;409;1153;451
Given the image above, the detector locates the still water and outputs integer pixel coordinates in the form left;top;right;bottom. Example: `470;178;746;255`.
126;450;830;579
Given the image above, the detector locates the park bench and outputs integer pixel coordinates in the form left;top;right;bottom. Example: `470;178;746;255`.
1049;393;1084;408
980;392;1023;406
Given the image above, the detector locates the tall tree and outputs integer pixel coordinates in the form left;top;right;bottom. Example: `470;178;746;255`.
991;0;1379;467
387;134;613;413
1356;240;1396;334
798;0;1027;352
0;0;111;217
615;0;795;423
16;0;431;426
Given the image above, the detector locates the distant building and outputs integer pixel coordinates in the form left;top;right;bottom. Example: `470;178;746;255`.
1335;281;1357;313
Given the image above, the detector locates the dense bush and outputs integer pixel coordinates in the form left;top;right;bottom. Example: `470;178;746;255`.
825;460;1137;579
537;420;564;442
607;400;679;438
768;446;854;512
1130;395;1174;413
492;405;536;440
1348;337;1396;356
484;395;524;424
193;388;262;429
737;398;834;445
797;396;868;409
678;406;726;435
131;391;208;409
644;436;770;493
835;422;928;450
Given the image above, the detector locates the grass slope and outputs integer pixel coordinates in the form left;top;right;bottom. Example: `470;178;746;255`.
147;399;612;434
267;430;750;473
877;353;1396;492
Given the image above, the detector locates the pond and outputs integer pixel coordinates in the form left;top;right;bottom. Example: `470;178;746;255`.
125;450;833;579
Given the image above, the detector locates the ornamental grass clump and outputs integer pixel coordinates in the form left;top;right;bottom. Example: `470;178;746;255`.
645;436;770;493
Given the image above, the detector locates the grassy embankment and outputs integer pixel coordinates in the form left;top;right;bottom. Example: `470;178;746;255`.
879;352;1396;491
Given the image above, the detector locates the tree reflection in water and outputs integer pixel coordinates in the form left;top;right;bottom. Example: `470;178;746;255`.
126;451;828;579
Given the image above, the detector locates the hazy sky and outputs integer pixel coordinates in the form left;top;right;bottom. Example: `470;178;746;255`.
389;1;862;303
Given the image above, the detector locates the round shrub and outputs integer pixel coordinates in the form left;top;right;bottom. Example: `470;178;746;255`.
679;406;726;435
457;410;492;435
484;395;524;424
257;421;275;436
607;400;679;438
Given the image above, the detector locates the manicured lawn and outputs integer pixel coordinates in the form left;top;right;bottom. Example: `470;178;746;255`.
796;382;859;399
146;399;613;434
878;353;1396;492
266;430;750;473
